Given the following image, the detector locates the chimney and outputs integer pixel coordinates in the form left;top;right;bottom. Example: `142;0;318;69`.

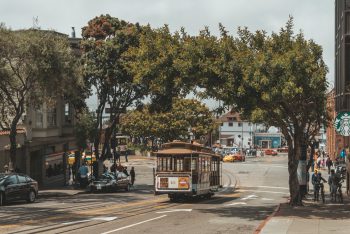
71;27;76;38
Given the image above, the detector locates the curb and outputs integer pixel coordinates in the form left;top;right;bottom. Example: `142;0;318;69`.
38;191;86;199
254;203;281;234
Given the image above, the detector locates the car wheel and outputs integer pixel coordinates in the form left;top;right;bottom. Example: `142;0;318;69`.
27;190;36;203
0;192;5;206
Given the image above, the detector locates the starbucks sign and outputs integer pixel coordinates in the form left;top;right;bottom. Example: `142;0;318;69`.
334;112;350;136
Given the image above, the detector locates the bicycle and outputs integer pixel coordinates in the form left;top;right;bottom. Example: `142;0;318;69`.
314;181;326;204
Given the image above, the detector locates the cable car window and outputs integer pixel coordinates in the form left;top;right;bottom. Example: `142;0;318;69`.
176;158;183;172
191;158;197;171
184;158;191;171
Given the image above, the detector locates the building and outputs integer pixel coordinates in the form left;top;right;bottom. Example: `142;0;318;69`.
0;30;80;187
254;132;282;149
326;89;342;161
217;111;264;148
0;129;26;172
335;0;350;193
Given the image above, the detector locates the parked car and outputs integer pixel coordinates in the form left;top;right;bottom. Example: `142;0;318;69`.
0;173;38;206
264;149;278;156
231;153;245;162
89;172;130;192
223;155;235;163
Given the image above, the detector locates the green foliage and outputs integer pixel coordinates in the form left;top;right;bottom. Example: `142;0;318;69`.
125;25;195;112
121;99;216;142
75;110;97;150
81;15;148;158
0;25;83;166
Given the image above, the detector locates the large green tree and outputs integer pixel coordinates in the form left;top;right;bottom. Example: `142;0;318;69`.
125;25;195;113
81;15;148;160
197;19;329;206
0;25;83;169
121;99;216;143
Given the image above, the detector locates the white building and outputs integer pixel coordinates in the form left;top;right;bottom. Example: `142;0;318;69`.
217;111;265;148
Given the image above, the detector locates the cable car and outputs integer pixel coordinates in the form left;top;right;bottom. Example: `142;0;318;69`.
154;141;222;201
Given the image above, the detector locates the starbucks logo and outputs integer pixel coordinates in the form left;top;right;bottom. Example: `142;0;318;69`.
334;112;350;136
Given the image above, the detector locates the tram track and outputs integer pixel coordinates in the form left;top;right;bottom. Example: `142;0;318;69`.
3;165;240;234
8;197;183;234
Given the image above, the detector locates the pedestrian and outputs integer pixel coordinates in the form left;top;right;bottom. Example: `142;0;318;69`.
116;163;124;173
123;166;129;176
317;156;322;169
78;162;89;188
114;150;120;163
110;163;117;174
130;167;135;186
326;156;332;174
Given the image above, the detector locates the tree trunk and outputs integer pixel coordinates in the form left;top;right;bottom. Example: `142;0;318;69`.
288;137;302;206
9;112;22;171
9;127;17;171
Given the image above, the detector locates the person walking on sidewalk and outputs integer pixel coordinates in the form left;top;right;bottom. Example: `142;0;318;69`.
312;169;327;201
130;167;135;186
78;162;89;188
326;156;332;174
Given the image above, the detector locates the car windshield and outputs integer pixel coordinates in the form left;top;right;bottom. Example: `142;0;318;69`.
100;173;115;180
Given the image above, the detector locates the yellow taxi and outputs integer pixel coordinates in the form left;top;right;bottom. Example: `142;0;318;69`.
223;155;235;163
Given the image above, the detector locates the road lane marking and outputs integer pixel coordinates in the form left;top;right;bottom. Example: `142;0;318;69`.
156;209;192;214
241;195;258;200
225;202;247;206
261;198;274;201
239;189;289;195
242;186;289;190
63;216;118;225
101;215;167;234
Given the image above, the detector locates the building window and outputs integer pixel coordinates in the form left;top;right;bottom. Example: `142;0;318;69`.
35;108;43;128
238;122;243;127
64;103;72;124
47;107;57;127
228;122;233;127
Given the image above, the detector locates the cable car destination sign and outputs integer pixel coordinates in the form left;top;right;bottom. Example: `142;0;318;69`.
334;112;350;136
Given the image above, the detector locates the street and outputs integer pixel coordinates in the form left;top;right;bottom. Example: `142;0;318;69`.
0;155;289;234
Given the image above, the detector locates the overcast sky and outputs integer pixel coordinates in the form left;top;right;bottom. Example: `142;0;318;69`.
1;0;335;109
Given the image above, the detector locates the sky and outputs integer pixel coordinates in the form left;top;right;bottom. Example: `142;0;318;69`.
1;0;335;109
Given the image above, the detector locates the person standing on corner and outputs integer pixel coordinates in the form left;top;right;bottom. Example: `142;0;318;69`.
130;167;135;187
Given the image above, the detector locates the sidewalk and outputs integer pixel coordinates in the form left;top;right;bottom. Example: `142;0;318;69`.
260;194;350;234
38;185;86;198
38;155;153;199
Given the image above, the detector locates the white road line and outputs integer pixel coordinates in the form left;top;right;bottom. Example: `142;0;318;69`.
156;209;192;214
243;186;289;190
239;189;289;195
63;217;117;225
241;195;258;200
261;198;274;201
101;215;167;234
225;202;247;206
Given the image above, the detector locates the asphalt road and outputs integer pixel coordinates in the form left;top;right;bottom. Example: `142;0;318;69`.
0;155;289;234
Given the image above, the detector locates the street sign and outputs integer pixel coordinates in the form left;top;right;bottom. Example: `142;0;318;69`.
334;112;350;136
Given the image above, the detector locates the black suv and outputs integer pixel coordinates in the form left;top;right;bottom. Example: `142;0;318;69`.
0;173;38;206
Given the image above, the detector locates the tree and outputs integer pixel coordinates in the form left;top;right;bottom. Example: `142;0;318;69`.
125;25;195;113
197;18;329;206
121;99;216;143
75;110;97;151
81;15;148;160
0;25;82;169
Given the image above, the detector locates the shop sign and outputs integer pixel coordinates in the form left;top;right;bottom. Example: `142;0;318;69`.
334;112;350;136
